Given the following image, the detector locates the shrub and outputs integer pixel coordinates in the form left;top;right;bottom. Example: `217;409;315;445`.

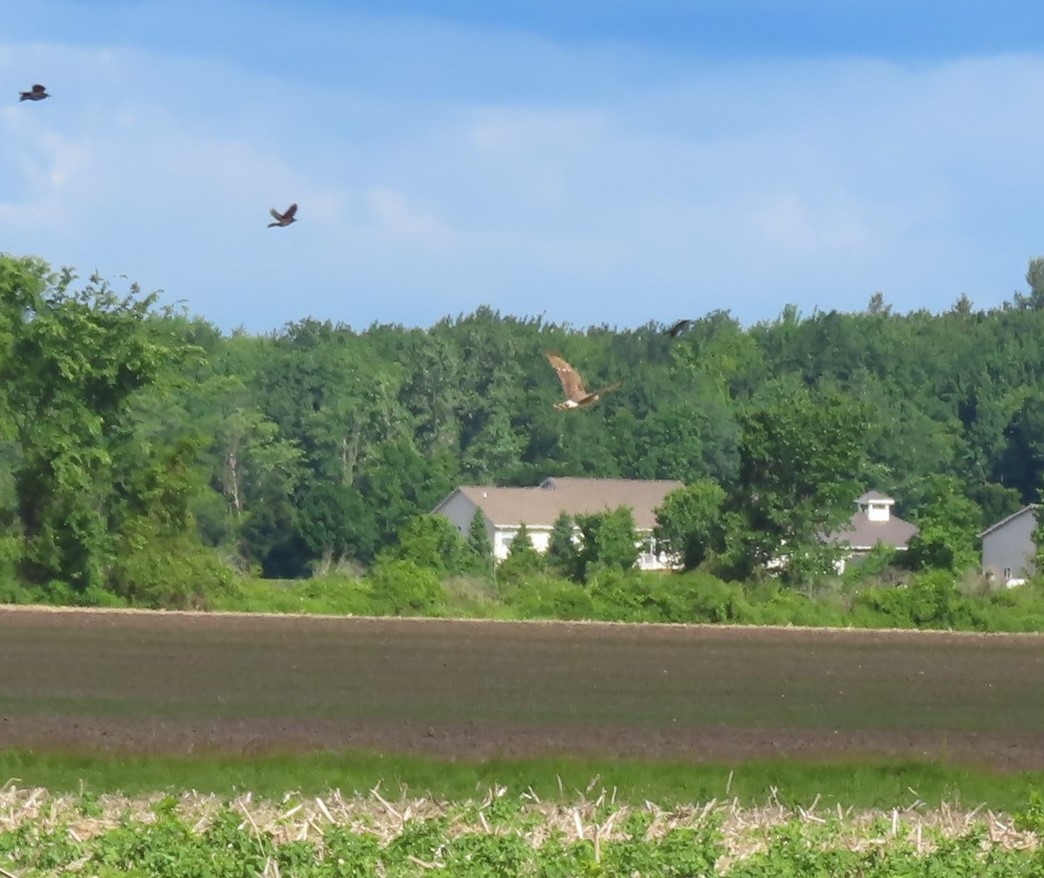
500;574;594;620
441;574;506;618
389;515;471;576
366;558;445;617
588;569;665;622
107;531;237;610
652;572;750;624
219;573;374;615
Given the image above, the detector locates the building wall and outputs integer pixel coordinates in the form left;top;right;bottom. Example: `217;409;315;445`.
492;525;673;570
866;502;892;522
982;508;1037;583
436;491;491;543
492;527;552;561
436;493;675;569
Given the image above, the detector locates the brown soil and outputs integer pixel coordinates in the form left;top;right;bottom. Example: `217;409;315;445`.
2;607;1043;768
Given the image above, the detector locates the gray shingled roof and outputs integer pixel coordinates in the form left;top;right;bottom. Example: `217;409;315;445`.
444;477;683;530
829;510;918;550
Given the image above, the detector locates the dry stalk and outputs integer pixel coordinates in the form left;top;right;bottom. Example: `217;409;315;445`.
0;783;1037;868
369;785;402;823
406;853;438;869
313;796;335;824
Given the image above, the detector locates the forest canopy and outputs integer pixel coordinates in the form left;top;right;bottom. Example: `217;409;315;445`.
2;252;1044;600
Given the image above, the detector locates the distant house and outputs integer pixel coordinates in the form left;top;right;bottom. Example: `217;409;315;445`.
827;490;919;573
979;505;1038;586
432;476;683;570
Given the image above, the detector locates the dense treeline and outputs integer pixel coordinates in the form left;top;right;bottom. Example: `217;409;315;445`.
3;252;1044;608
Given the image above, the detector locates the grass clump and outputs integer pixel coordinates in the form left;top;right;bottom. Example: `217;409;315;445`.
2;750;1043;812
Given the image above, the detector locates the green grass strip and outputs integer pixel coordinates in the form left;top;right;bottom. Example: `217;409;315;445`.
1;749;1041;810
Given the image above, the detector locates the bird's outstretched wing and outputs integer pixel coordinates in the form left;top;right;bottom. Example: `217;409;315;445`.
269;207;285;221
666;318;692;338
20;84;48;101
282;203;298;221
589;380;623;399
545;352;587;401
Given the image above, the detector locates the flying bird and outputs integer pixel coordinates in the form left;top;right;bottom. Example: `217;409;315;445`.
267;203;298;228
665;318;694;338
19;84;49;102
545;352;622;410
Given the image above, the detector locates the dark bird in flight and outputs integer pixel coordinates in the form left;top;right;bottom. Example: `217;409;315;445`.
19;84;49;102
665;318;694;338
545;352;622;410
267;203;298;228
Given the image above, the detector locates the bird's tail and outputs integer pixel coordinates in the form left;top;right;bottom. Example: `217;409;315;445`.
591;380;623;396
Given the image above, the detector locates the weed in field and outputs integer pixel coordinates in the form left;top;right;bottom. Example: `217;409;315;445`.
1014;791;1044;834
2;785;1043;877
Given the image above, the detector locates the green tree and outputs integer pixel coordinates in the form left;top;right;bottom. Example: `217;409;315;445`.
575;507;640;582
728;379;870;582
1030;504;1044;580
546;511;579;579
388;514;470;575
509;522;536;557
1016;256;1044;309
654;480;726;570
466;510;494;575
358;439;458;554
497;522;544;582
0;259;192;593
293;482;378;571
904;476;982;572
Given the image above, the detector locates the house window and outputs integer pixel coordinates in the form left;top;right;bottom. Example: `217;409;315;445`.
1003;567;1012;580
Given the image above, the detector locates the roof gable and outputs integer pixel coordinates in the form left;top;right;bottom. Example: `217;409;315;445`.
857;490;894;504
439;477;683;530
978;504;1039;539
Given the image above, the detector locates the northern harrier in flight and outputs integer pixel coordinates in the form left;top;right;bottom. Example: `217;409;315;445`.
19;84;49;102
267;203;298;228
545;353;622;410
665;318;693;338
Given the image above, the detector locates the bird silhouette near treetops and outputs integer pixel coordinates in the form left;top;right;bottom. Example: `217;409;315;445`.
665;318;694;338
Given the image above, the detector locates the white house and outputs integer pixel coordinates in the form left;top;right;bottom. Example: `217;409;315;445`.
826;490;919;573
432;476;683;570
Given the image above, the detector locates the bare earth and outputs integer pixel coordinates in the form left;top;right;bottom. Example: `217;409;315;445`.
2;607;1043;769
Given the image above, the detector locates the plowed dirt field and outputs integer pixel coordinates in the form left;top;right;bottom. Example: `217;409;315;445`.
2;607;1042;768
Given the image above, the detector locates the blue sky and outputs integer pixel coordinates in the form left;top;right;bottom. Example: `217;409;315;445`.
3;1;1044;333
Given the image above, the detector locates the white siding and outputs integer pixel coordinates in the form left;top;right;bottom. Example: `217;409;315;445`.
493;526;675;571
493;528;514;562
493;527;553;561
866;501;891;522
436;491;676;571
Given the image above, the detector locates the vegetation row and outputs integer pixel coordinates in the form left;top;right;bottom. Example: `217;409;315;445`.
3;786;1044;878
5;253;1044;623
